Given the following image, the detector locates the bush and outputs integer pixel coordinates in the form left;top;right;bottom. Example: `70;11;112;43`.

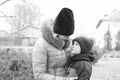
92;47;105;64
0;48;35;80
115;42;120;51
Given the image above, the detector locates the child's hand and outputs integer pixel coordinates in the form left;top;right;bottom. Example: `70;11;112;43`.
65;47;72;56
66;46;72;52
67;68;77;77
70;77;78;80
63;77;78;80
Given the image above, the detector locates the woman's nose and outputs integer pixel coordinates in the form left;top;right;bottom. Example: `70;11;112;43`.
64;36;70;40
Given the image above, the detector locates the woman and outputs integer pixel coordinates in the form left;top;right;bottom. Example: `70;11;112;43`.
32;8;77;80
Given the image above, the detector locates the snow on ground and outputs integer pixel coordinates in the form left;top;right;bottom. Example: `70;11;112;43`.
91;57;120;80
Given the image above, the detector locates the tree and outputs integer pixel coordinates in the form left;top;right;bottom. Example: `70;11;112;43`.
115;30;120;51
9;1;42;33
104;25;112;51
0;0;11;6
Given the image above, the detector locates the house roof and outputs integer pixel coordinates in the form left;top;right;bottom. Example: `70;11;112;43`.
17;26;41;37
96;10;120;28
0;30;10;37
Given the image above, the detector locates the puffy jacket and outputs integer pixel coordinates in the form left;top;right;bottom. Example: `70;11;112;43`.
32;20;75;80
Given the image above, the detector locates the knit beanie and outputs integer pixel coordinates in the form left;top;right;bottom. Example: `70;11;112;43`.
72;37;94;53
53;7;75;36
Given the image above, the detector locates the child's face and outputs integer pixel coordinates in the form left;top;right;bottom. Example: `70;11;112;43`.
71;41;81;54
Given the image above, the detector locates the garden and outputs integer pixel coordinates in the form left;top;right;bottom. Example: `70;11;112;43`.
0;46;120;80
0;47;35;80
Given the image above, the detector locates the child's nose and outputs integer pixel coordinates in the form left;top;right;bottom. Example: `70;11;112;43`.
71;45;74;49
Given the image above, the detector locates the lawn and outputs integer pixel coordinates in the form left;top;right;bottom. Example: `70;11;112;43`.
91;52;120;80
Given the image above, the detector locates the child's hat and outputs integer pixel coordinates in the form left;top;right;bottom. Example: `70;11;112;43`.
53;7;75;36
72;36;94;53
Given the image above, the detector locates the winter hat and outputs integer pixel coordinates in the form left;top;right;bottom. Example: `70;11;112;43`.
53;7;75;36
72;37;94;53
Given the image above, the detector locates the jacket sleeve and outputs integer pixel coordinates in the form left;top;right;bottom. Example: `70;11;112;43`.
32;38;71;80
72;61;92;80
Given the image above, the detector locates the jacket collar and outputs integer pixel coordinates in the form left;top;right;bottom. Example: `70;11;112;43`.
71;53;95;62
41;21;65;50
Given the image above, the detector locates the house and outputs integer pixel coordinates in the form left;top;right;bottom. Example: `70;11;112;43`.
96;10;120;28
96;10;120;49
0;30;10;37
16;26;41;46
0;30;11;46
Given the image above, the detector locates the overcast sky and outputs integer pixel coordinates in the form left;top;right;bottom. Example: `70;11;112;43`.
1;0;120;44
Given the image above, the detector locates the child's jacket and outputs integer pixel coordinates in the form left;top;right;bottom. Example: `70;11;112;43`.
65;52;95;80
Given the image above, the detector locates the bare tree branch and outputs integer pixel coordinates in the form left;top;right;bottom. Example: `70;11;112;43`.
9;2;42;33
0;0;11;6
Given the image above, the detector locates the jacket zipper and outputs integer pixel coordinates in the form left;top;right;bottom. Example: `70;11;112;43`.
54;65;57;80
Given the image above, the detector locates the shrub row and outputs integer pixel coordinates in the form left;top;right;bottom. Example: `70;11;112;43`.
0;46;106;80
0;48;35;80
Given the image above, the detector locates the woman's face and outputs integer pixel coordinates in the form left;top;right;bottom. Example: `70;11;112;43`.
57;35;70;40
71;41;81;54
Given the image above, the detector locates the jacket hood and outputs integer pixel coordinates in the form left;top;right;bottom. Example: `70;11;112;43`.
41;20;65;50
65;52;95;67
71;53;95;62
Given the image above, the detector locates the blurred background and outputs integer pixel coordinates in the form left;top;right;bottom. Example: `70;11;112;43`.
0;0;120;80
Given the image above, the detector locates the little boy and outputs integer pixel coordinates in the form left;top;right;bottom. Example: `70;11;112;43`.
65;36;95;80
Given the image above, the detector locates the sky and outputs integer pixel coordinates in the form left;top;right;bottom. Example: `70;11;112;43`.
1;0;120;46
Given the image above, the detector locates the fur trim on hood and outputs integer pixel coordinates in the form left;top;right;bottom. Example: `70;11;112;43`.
41;20;65;50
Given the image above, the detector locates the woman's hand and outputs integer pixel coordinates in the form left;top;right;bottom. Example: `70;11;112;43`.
69;77;78;80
